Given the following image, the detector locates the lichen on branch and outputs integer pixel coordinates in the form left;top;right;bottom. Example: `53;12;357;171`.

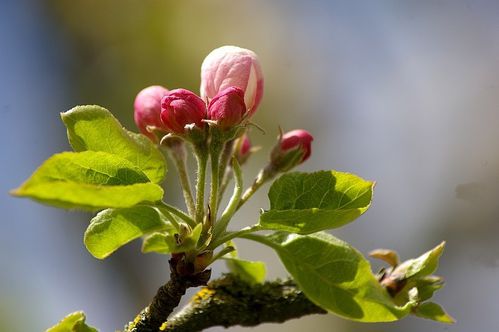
163;275;326;332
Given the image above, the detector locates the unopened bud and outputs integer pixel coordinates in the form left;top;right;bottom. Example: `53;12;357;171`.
236;134;252;165
133;85;169;141
160;89;207;135
201;46;264;116
270;129;314;172
207;86;247;129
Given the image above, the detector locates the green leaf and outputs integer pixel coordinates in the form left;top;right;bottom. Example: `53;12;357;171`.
414;302;455;323
61;105;166;183
12;151;164;210
46;311;98;332
141;223;203;255
259;171;374;234
222;240;266;284
395;242;446;279
245;232;414;322
392;275;445;308
415;276;444;302
369;249;399;267
84;206;171;259
142;232;173;254
224;257;266;284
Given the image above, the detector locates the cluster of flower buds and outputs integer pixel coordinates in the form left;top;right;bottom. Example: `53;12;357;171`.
134;46;264;143
133;45;313;170
132;46;314;271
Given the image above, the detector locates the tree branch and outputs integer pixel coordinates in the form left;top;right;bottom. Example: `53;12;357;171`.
125;258;211;332
164;275;327;332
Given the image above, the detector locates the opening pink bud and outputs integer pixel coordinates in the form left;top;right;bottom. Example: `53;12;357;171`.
201;46;264;116
280;129;314;162
134;85;169;141
160;89;207;134
207;86;246;129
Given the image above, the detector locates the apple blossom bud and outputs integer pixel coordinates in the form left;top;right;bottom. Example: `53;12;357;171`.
270;129;314;172
207;86;246;129
133;85;169;141
280;129;313;162
200;46;263;116
160;89;207;135
240;134;251;156
236;134;251;165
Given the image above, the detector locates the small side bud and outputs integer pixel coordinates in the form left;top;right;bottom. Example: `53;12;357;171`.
207;86;247;129
160;89;207;135
133;85;169;141
270;129;314;172
236;134;252;165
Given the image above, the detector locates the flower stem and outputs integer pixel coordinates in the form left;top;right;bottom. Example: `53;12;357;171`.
156;202;196;229
218;168;233;202
209;246;236;264
166;142;195;217
236;165;277;211
209;147;221;222
208;224;262;250
159;207;181;231
217;140;235;199
213;158;243;239
238;233;281;251
194;146;208;225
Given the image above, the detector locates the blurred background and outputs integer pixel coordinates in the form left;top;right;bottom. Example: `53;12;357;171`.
2;0;499;331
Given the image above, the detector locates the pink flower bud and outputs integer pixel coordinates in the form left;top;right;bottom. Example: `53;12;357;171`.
133;85;169;141
160;89;207;134
280;129;314;162
270;129;314;173
240;134;251;157
200;46;264;116
207;86;246;129
236;134;252;165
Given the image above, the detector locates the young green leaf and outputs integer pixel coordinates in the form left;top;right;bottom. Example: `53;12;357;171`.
222;240;266;284
414;302;455;323
46;311;98;332
141;223;203;255
393;242;446;280
175;223;203;252
142;232;172;254
259;171;374;234
243;232;414;322
369;248;399;267
61;105;166;183
12;151;164;210
224;257;266;284
414;276;444;302
84;206;171;259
